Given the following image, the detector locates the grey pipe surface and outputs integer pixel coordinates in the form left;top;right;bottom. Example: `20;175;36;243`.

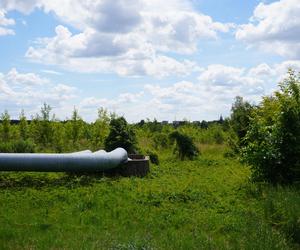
0;148;128;172
70;150;92;155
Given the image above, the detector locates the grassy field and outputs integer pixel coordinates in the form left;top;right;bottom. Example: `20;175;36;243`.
0;144;299;249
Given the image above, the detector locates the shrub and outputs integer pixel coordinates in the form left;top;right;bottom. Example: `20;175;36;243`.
12;140;35;153
152;133;169;149
105;117;137;154
242;69;300;184
146;150;159;165
0;142;13;153
210;124;225;144
0;140;35;153
169;131;199;160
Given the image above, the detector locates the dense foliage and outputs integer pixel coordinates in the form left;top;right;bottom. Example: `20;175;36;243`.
229;96;254;151
242;70;300;184
0;106;227;155
104;117;137;153
169;131;199;160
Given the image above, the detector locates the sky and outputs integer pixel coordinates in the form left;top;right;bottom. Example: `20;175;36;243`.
1;0;300;122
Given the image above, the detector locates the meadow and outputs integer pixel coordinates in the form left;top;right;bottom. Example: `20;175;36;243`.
0;102;299;249
0;143;299;249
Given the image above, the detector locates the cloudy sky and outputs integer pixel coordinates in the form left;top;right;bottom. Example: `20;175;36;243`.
1;0;300;122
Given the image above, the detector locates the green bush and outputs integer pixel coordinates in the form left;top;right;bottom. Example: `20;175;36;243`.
152;133;169;149
0;142;13;152
146;150;159;165
169;131;199;160
242;69;300;184
0;140;35;153
105;117;137;154
12;140;36;153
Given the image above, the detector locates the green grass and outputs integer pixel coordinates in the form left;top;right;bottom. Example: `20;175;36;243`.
0;145;299;249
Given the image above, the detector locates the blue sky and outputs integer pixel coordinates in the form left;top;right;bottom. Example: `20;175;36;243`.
0;0;300;122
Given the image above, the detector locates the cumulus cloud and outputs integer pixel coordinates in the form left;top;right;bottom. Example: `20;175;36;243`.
4;68;48;85
0;0;40;14
0;68;77;117
60;61;300;121
0;0;231;77
78;91;144;121
75;60;300;121
142;66;264;121
236;0;300;59
79;91;144;110
25;25;201;77
135;61;300;121
0;9;15;36
1;62;300;122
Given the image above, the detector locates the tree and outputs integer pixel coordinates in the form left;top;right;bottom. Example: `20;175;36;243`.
69;107;83;144
19;110;28;140
242;69;300;184
169;131;199;160
229;96;254;150
1;110;10;142
104;117;137;153
33;103;53;146
200;120;208;129
52;121;65;153
92;107;111;149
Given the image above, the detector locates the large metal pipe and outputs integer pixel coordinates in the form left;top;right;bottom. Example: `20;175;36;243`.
0;148;128;172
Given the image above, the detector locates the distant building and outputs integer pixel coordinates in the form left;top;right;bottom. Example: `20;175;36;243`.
161;121;169;125
172;120;187;127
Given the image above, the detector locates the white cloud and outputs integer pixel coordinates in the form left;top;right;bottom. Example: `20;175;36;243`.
79;91;144;110
58;61;300;121
78;91;144;121
248;63;275;78
5;68;48;85
0;26;14;36
0;9;15;36
41;69;62;75
0;0;40;14
1;0;231;77
25;26;201;77
0;68;77;117
198;65;246;86
1;62;300;122
135;61;300;121
236;0;300;59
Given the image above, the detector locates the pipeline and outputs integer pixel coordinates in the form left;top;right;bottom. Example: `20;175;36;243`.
0;148;128;172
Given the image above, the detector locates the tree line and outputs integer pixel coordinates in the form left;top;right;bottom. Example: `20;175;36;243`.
0;69;299;184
